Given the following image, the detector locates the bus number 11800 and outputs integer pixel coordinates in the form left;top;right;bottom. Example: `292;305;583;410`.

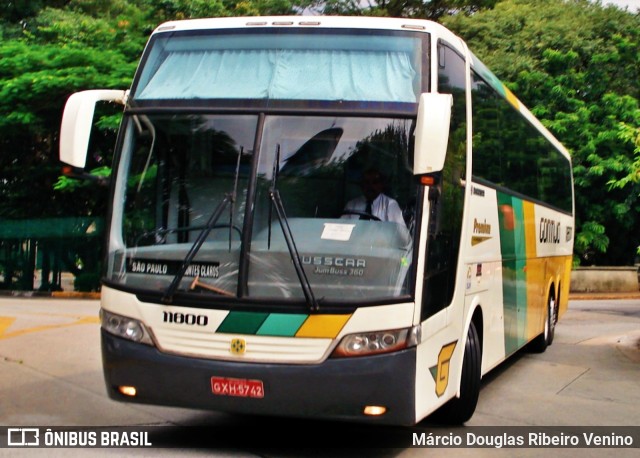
163;311;208;326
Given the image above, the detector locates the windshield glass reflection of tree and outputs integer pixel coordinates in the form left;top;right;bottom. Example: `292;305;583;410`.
248;116;416;302
109;115;257;297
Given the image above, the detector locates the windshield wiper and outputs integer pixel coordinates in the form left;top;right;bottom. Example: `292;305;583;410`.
161;194;232;304
229;147;242;252
268;145;320;312
161;148;243;304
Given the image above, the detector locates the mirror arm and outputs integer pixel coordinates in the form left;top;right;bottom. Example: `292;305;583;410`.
61;165;110;187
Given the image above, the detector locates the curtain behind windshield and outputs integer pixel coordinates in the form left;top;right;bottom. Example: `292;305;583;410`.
137;49;417;102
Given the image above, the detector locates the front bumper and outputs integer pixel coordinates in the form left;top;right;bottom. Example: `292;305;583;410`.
102;329;417;425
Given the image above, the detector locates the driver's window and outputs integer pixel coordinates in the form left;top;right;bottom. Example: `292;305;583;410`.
341;166;407;227
254;116;416;232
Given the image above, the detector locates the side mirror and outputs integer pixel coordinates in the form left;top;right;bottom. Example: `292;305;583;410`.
59;89;127;168
413;93;453;175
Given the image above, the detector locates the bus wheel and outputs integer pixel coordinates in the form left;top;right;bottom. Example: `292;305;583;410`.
432;321;481;425
530;291;555;353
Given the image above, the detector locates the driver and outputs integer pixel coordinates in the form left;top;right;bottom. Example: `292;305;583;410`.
342;167;406;226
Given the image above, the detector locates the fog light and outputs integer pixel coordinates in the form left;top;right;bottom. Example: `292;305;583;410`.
118;386;137;397
363;405;387;416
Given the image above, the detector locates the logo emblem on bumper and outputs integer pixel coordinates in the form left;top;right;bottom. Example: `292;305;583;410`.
230;338;246;355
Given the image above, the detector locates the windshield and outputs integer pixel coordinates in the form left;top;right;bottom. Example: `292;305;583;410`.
106;114;417;303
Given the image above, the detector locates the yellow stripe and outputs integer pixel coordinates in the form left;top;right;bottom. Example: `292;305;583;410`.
523;202;544;340
504;85;520;111
0;316;16;337
295;314;351;338
0;316;99;340
525;258;545;341
523;201;537;259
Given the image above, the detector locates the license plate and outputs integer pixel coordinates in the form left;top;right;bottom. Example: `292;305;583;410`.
211;376;264;398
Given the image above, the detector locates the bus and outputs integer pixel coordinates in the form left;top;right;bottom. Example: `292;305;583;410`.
59;16;574;426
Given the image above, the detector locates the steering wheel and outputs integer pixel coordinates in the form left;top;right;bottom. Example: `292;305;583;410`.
341;210;381;221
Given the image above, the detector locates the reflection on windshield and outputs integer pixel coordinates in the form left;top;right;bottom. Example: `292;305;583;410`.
107;114;255;297
251;116;415;300
106;114;417;302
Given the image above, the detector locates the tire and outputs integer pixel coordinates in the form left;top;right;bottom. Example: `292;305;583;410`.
432;321;481;425
530;291;555;353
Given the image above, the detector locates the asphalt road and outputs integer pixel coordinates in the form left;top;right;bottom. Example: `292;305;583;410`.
0;296;638;457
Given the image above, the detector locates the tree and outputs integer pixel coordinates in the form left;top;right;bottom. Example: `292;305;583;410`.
0;0;317;290
0;1;69;24
308;0;497;19
2;0;638;292
0;5;141;288
442;0;640;265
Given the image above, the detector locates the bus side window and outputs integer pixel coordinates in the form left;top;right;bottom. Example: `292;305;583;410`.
422;42;467;321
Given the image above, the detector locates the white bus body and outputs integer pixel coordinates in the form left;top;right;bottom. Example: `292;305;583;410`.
60;16;574;426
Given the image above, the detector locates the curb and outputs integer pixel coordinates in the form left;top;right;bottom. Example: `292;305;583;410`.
0;290;101;300
569;292;640;301
51;291;101;300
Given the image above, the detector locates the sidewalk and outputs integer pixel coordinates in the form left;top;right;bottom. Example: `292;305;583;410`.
1;293;639;456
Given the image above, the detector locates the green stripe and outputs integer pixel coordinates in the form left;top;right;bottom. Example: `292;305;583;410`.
257;313;308;337
497;193;528;355
217;311;269;334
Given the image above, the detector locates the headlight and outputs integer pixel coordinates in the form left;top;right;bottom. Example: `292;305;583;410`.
101;309;154;346
331;326;420;358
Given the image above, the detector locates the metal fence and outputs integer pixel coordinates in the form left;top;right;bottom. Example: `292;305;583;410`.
0;217;104;292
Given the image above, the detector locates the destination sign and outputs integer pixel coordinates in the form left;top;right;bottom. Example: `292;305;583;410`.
126;258;220;278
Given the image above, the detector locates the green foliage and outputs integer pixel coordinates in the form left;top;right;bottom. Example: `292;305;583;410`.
574;221;609;264
0;0;310;213
1;0;639;291
74;271;102;292
309;0;497;19
53;166;112;192
0;1;68;23
0;41;134;132
443;0;640;265
31;12;132;60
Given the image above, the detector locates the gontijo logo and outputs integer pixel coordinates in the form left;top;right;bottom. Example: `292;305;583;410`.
429;341;458;397
539;218;561;244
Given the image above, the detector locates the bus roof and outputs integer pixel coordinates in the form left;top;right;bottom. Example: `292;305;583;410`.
151;15;459;42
